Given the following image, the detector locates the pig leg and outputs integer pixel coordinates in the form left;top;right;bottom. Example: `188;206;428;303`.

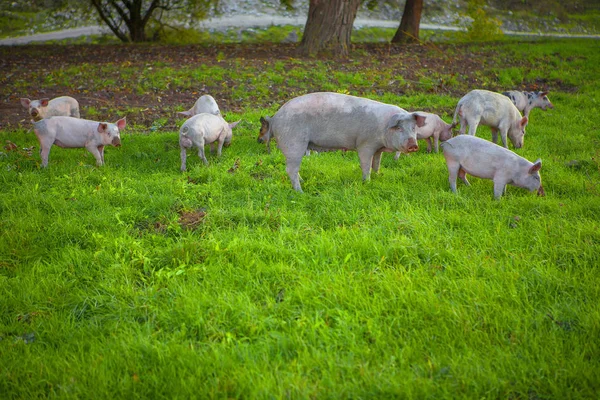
86;144;104;166
445;159;460;193
209;143;216;154
491;128;499;144
493;180;507;199
458;167;470;186
180;147;188;171
426;137;433;153
98;145;105;165
466;116;480;136
394;151;401;161
358;147;377;181
192;138;208;165
499;128;509;148
371;149;384;173
39;144;52;168
216;135;226;157
285;155;303;192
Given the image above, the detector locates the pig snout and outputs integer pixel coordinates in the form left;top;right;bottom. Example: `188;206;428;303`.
112;137;121;147
257;136;265;144
537;185;545;197
406;138;419;152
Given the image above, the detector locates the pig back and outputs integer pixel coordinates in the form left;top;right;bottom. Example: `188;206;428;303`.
271;92;403;149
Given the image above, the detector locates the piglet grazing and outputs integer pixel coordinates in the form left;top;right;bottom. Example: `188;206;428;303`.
21;96;80;121
33;116;126;167
179;113;240;171
441;135;544;199
394;112;455;159
178;95;220;117
453;89;528;149
502;90;554;118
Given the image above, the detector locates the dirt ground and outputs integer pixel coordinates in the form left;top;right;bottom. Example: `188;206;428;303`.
0;42;561;128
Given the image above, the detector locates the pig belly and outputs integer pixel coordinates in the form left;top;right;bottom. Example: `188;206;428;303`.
458;157;498;180
202;129;222;145
54;130;93;148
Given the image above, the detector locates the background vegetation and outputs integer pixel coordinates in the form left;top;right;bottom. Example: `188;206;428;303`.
1;36;599;397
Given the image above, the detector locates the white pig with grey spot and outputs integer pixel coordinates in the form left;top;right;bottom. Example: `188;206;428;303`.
502;90;554;118
259;92;425;192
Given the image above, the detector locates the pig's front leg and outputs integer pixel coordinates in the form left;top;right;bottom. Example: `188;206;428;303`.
393;151;401;161
209;143;216;154
491;128;499;144
499;128;509;148
371;149;384;173
39;145;52;168
180;147;187;171
216;136;225;157
285;154;303;192
86;144;104;166
426;137;433;153
493;180;507;199
358;147;376;181
98;145;105;165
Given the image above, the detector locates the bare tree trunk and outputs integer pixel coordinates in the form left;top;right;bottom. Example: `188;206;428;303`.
299;0;360;57
391;0;423;44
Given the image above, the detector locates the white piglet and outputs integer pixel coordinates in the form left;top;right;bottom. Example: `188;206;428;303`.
21;96;80;121
33;116;126;167
441;135;544;199
179;113;240;171
394;111;454;159
178;95;220;117
453;89;528;149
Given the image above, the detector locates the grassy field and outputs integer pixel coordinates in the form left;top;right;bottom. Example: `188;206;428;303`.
1;38;599;398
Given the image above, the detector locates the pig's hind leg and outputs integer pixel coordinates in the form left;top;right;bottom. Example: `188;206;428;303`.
458;167;470;186
445;159;461;193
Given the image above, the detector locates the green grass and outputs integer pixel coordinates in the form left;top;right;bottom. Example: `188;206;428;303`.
1;38;600;398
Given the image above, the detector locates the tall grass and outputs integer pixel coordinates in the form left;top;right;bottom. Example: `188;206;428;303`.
1;39;599;398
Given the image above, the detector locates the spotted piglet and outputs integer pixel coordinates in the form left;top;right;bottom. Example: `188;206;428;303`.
502;90;554;118
394;112;455;159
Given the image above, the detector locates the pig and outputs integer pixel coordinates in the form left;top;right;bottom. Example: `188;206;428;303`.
32;116;126;167
502;90;554;118
393;112;455;159
259;92;425;192
453;89;529;149
441;135;544;199
178;95;220;117
179;113;241;171
21;96;80;121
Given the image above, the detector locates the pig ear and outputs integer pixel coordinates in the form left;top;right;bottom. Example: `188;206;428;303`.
116;117;126;130
539;91;549;97
529;159;542;174
229;120;241;129
413;113;427;128
40;98;50;107
520;116;528;127
387;114;404;130
20;98;31;108
98;123;108;133
178;110;192;117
